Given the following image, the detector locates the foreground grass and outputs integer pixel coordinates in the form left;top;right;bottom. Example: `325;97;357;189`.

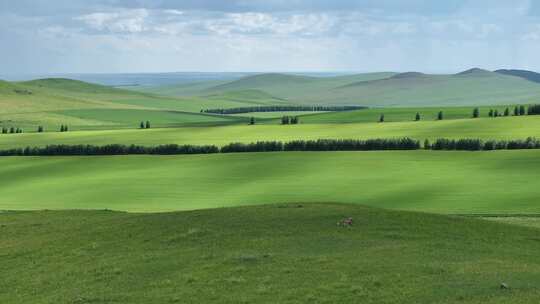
2;204;540;303
1;150;539;213
0;116;539;149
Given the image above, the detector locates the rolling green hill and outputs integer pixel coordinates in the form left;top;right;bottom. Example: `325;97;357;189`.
0;78;249;130
2;204;540;303
142;69;540;108
1;150;540;213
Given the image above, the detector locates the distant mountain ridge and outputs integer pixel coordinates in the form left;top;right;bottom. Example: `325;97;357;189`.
183;68;540;107
495;69;540;83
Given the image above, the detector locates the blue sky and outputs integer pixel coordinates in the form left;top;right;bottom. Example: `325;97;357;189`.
2;0;540;74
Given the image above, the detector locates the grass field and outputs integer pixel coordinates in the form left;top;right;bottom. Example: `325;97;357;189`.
4;74;540;303
1;150;539;213
0;116;538;149
0;78;260;130
2;204;540;303
292;106;516;124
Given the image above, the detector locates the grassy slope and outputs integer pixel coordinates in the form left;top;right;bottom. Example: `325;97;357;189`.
1;150;540;213
330;71;540;106
162;71;540;107
2;204;540;303
0;116;538;148
293;106;513;124
0;78;248;130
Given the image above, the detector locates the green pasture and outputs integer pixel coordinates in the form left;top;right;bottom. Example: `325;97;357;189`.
294;106;516;124
1;150;539;213
0;116;538;149
2;204;540;303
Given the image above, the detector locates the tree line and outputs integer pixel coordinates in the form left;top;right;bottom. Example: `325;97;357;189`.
0;144;219;156
202;105;366;115
4;137;540;156
426;137;540;151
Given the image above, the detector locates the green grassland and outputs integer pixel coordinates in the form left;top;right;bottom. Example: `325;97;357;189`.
2;204;540;303
143;70;540;107
4;73;540;303
290;106;512;124
0;78;253;130
1;150;539;213
0;115;538;149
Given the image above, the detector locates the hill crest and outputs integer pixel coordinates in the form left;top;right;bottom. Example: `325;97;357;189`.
495;69;540;83
455;68;493;76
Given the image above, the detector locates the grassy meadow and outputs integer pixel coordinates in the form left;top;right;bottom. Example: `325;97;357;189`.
1;150;539;213
0;115;538;149
3;73;540;303
2;204;540;303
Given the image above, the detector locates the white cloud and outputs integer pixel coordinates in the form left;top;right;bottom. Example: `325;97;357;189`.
75;9;149;33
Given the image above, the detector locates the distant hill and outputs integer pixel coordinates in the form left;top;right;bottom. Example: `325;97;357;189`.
455;68;493;76
495;69;540;83
0;78;248;131
390;72;427;79
21;78;123;94
167;69;540;107
207;73;317;92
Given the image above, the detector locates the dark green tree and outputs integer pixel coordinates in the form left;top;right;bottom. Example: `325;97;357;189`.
424;139;431;150
514;106;519;116
504;108;510;116
488;109;494;117
9;127;15;133
249;117;255;125
472;107;480;118
415;112;421;121
145;121;151;129
494;109;499;117
437;111;443;120
1;127;6;134
519;105;526;115
37;126;44;132
379;114;385;123
281;116;290;125
140;121;145;129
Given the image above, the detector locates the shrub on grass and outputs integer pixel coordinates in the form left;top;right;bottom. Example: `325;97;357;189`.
472;108;479;118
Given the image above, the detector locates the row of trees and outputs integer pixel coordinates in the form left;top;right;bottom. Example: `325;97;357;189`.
1;125;67;134
202;105;366;115
1;127;23;134
139;121;151;129
222;138;421;152
0;144;220;156
5;137;540;156
426;137;540;151
281;116;300;124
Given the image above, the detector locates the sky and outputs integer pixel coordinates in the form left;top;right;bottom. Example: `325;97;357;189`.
2;0;540;74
